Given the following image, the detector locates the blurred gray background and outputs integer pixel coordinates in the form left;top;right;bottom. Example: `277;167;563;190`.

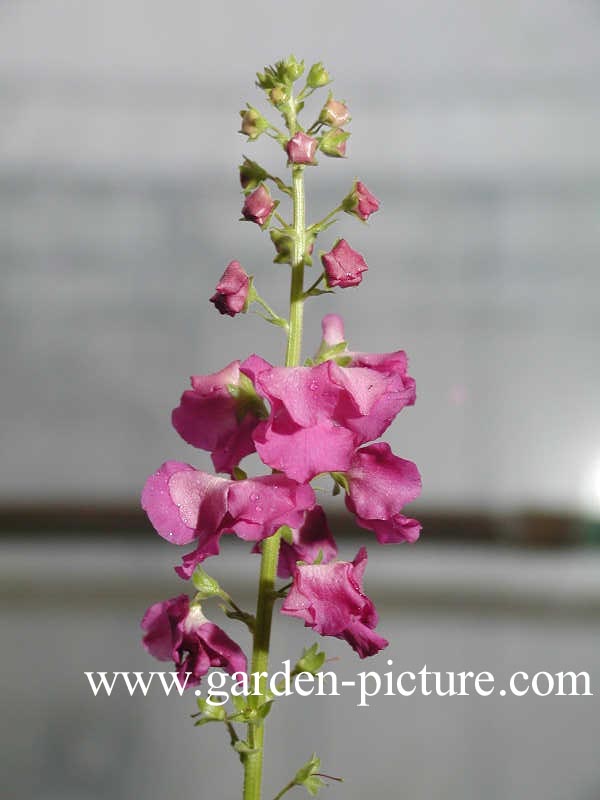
2;1;600;798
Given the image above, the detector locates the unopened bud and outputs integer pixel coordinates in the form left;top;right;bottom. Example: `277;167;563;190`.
239;106;269;140
242;184;277;227
269;85;289;106
342;180;380;221
319;98;350;128
283;55;305;82
306;62;331;89
286;132;318;165
319;129;350;158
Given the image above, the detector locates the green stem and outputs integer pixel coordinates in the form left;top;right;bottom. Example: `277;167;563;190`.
242;160;306;800
272;780;297;800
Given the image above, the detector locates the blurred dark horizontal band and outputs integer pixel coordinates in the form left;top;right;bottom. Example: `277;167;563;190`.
0;504;596;547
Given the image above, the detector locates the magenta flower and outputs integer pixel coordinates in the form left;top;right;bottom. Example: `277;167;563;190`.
345;442;422;543
321;239;368;288
286;132;318;165
210;261;250;317
141;460;316;576
241;354;393;482
141;595;247;687
281;547;388;658
242;184;276;227
316;315;417;445
240;351;416;482
172;360;262;475
141;461;229;547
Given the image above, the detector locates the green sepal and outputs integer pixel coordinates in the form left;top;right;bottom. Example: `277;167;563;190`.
227;372;268;420
319;128;350;158
296;643;327;675
270;227;295;264
239;157;269;193
294;755;326;797
313;341;348;364
330;471;350;494
196;696;227;721
232;466;248;481
192;566;222;599
256;699;274;720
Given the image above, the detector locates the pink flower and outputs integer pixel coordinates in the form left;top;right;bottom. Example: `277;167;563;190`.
240;351;416;482
286;132;318;165
320;99;350;128
240;354;391;482
345;443;422;543
210;261;250;317
172;361;262;475
253;506;337;579
141;460;316;577
141;595;247;687
316;315;417;444
242;184;276;226
281;547;388;658
344;180;380;221
141;461;229;546
321;239;368;288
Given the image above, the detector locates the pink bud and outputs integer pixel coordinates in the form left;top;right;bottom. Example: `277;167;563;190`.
321;99;350;128
344;180;380;221
210;260;250;316
321;239;368;288
286;132;318;165
242;184;276;226
354;181;379;220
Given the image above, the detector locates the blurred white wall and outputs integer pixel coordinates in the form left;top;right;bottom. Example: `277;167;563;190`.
1;0;600;513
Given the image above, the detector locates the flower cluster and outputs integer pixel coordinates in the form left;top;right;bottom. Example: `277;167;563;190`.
140;57;421;714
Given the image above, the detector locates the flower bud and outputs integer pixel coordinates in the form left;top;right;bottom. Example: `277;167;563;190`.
319;98;350;128
286;132;318;165
239;158;269;192
269;85;289;106
342;180;380;221
283;55;305;82
319;129;350;158
270;228;294;264
242;183;277;227
306;62;331;88
321;239;368;288
210;261;251;316
239;106;269;140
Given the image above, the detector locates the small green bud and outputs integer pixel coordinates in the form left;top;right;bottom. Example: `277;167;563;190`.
306;62;331;89
239;106;269;140
319;128;350;158
270;228;295;264
283;55;305;82
269;84;289;106
192;566;222;599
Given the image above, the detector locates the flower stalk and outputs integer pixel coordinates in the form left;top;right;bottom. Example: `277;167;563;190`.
139;55;422;800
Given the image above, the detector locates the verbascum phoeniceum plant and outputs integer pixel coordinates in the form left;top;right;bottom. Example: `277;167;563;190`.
140;56;422;800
